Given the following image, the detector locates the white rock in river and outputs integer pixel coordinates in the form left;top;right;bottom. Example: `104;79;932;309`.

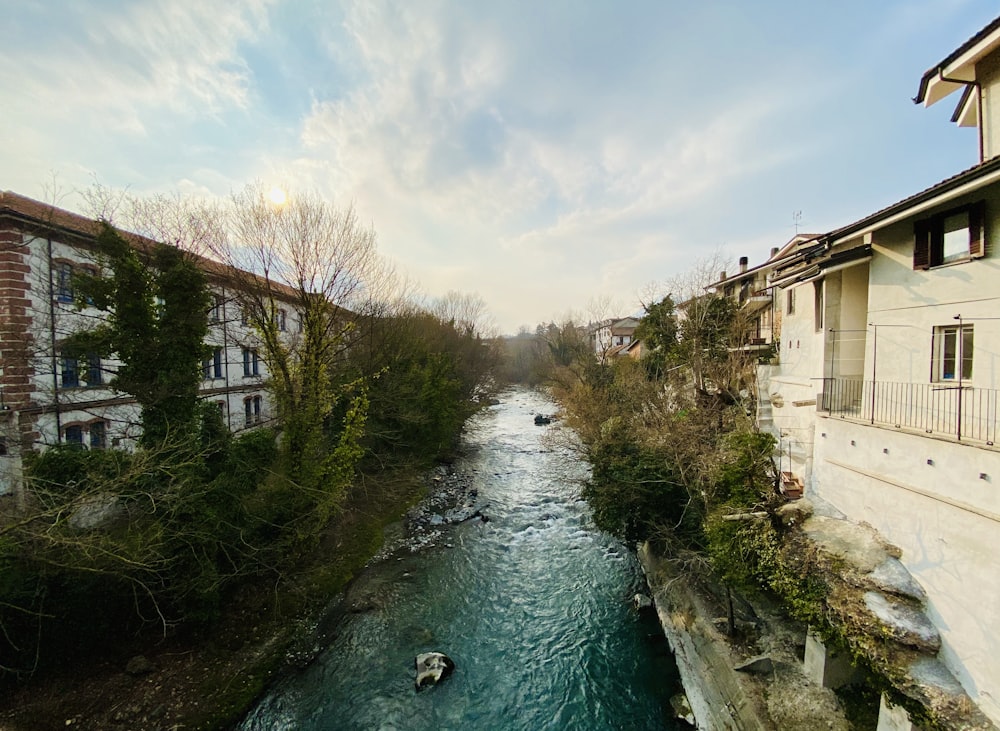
415;652;455;690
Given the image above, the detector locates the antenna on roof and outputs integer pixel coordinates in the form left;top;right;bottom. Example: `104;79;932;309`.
792;210;803;234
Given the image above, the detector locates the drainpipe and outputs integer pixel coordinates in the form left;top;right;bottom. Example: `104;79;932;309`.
939;70;984;161
45;237;63;443
954;313;964;441
221;286;232;431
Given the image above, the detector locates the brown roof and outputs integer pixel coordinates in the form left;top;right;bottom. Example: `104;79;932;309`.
914;15;1000;104
0;190;300;301
821;153;1000;244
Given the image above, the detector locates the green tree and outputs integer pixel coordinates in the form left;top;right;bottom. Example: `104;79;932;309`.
64;222;210;446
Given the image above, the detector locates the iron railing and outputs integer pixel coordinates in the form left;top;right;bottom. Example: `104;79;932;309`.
819;377;999;445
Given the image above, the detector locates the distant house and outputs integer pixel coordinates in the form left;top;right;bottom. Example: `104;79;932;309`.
590;316;640;358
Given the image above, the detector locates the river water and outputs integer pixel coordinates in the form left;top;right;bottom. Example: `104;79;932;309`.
239;388;684;730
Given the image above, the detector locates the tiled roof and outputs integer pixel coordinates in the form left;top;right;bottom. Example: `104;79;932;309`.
0;190;300;301
822;153;1000;244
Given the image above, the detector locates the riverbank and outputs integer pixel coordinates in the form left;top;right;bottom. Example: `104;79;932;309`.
638;543;851;731
0;467;442;731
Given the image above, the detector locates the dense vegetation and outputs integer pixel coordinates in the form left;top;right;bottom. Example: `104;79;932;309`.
499;297;792;623
0;203;499;681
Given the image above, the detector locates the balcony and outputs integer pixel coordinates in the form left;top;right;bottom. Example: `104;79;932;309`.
820;378;999;446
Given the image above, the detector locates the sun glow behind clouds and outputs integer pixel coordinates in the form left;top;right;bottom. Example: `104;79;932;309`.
268;187;287;205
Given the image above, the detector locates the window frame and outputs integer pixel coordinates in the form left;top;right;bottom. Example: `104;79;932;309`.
914;200;986;270
63;424;85;446
931;324;974;383
61;355;80;388
786;286;795;315
54;260;75;302
89;420;107;450
203;347;223;380
242;348;259;377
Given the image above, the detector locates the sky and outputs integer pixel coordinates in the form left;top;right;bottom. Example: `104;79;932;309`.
3;0;998;334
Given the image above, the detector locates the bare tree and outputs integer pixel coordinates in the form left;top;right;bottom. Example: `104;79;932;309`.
211;184;383;498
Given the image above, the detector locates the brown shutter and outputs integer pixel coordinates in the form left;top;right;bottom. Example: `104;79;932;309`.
913;218;931;269
969;199;986;259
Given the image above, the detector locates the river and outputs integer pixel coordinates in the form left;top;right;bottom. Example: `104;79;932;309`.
238;387;685;730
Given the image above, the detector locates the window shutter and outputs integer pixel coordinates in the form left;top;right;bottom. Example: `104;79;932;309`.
913;219;931;270
969;199;986;259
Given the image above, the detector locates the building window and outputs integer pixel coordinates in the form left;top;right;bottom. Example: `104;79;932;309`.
913;200;986;269
813;280;824;332
61;356;79;388
85;354;102;386
89;421;107;450
203;348;223;380
933;324;973;382
242;348;259;377
55;261;74;302
244;395;262;426
209;296;223;323
64;424;84;446
275;309;287;332
0;437;8;456
786;287;795;315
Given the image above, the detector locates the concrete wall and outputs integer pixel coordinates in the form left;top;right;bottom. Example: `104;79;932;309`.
768;281;827;489
638;544;772;731
815;417;1000;725
978;49;1000;162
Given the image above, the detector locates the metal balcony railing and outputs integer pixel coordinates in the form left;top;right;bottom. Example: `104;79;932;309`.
819;377;999;445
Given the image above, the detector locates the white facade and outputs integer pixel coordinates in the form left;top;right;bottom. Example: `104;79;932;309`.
0;192;297;495
757;164;1000;727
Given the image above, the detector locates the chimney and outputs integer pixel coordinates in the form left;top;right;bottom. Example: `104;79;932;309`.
739;256;748;273
770;247;779;258
719;271;727;281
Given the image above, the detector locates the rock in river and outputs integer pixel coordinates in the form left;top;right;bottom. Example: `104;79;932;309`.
415;652;455;690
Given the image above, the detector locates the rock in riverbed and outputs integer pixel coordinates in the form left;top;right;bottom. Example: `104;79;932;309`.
415;652;455;690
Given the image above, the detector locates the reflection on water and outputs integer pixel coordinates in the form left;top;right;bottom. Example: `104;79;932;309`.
240;388;683;731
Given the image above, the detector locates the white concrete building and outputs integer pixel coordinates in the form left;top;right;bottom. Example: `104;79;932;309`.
750;16;1000;725
0;192;300;497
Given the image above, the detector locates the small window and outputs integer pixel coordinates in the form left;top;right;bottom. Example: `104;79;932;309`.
0;437;8;456
276;309;287;332
55;262;74;302
813;280;824;332
240;306;249;327
203;348;223;380
914;201;986;269
786;287;796;315
85;354;102;386
61;356;79;388
209;296;223;323
89;421;107;450
244;395;263;426
242;348;259;377
64;424;84;446
933;324;973;382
